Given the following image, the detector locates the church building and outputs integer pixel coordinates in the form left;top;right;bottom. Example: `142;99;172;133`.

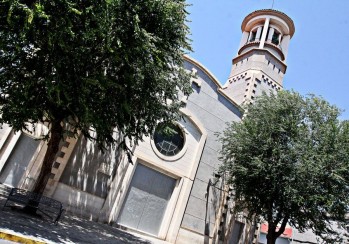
0;9;325;244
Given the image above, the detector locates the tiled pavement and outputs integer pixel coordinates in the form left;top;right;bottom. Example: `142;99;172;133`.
0;198;169;244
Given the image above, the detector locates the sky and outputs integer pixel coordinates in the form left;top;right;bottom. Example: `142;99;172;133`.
186;0;349;119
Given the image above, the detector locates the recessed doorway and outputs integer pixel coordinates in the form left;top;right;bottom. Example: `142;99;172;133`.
117;163;176;236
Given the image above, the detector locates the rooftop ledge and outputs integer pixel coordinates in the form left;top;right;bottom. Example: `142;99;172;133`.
238;41;285;61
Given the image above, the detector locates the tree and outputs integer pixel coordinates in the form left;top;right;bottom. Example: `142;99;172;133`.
0;0;192;195
219;91;349;244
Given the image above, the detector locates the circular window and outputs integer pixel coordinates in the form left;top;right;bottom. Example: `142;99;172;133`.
153;123;185;157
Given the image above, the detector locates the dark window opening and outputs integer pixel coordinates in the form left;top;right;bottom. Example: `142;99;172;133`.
154;123;185;157
250;31;257;42
272;32;280;45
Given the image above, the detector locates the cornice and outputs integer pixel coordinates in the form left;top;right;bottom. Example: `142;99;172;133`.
241;9;295;37
233;48;287;71
238;41;285;61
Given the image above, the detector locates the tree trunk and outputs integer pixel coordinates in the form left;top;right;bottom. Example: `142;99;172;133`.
32;120;63;194
266;225;277;244
266;217;289;244
22;120;63;215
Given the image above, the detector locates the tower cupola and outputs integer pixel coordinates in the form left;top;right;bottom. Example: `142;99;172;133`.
223;10;295;105
239;9;295;61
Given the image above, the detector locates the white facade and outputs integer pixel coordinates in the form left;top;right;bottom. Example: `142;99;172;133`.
0;9;322;244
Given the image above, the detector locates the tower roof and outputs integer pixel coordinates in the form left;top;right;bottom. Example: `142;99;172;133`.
241;9;295;37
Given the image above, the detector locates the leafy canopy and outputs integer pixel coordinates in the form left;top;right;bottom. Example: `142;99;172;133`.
0;0;192;147
219;91;349;243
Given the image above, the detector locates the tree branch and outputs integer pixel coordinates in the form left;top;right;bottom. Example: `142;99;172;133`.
275;215;289;237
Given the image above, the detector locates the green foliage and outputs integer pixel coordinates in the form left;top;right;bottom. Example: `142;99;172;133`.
0;0;192;147
219;91;349;243
154;122;178;138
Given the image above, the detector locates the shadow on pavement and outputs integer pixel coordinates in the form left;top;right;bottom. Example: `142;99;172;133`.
0;199;151;244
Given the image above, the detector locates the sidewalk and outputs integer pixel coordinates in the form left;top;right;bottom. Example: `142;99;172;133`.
0;198;169;244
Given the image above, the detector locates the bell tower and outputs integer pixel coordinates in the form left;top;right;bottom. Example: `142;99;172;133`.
223;9;295;105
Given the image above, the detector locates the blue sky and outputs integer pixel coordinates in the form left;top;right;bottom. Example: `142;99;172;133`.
186;0;349;119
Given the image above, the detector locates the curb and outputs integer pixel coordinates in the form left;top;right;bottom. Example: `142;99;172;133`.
0;230;46;244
